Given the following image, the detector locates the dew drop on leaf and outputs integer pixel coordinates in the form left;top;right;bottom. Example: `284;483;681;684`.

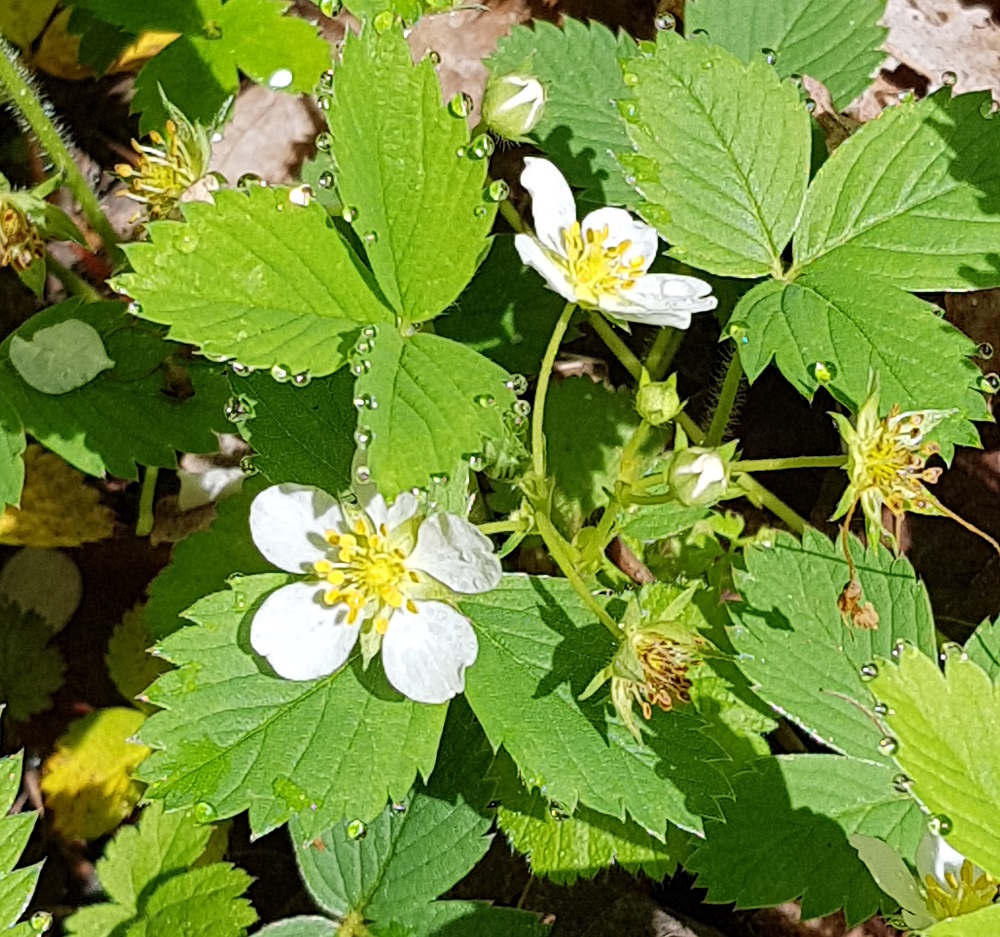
193;801;218;823
487;179;509;202
878;736;898;755
977;341;994;359
427;49;441;65
859;662;878;682
448;92;473;118
342;205;358;223
654;12;676;30
315;132;333;152
811;360;837;383
29;912;52;934
270;364;291;383
873;702;890;716
355;465;371;483
230;361;254;377
292;371;311;387
240;455;258;476
363;231;378;244
391;802;407;814
237;173;266;190
468;133;495;160
346;818;367;839
505;373;528;394
354;426;373;448
268;68;294;90
929;814;954;836
319;0;342;16
942;70;958;86
475;393;496;407
464;452;485;471
474;206;489;218
761;47;777;66
892;774;913;794
361;324;379;340
979;372;1000;393
318;171;335;189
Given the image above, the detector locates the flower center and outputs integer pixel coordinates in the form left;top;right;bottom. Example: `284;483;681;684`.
925;861;999;920
561;221;645;305
629;635;696;720
0;204;44;272
116;121;204;220
313;518;419;631
861;413;941;510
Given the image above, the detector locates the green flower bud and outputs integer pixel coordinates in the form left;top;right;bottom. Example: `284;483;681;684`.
636;371;682;425
668;445;732;507
481;74;546;142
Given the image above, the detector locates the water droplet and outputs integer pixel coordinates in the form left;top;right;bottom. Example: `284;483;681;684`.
701;60;714;70
317;94;332;111
878;736;899;755
761;47;777;66
623;71;639;88
892;640;906;659
271;363;292;383
127;301;142;316
942;70;958;86
487;179;510;202
354;394;378;410
194;801;218;823
455;146;467;158
319;68;336;93
449;91;474;118
224;396;252;423
464;452;485;471
873;702;890;716
240;455;258;475
898;89;915;103
237;173;266;190
347;818;367;839
469;133;495;160
811;360;837;383
373;9;395;32
505;373;528;394
391;802;407;814
355;340;371;355
315;131;333;152
473;205;489;218
178;233;198;254
727;319;750;345
549;802;569;821
289;184;314;206
342;205;358;223
268;68;294;90
513;399;531;417
355;465;371;484
475;393;496;407
319;0;342;16
892;773;913;794
361;324;379;340
29;912;52;933
355;426;373;448
805;98;817;113
979;372;1000;394
981;99;999;118
978;342;994;359
203;20;223;39
232;590;248;611
789;73;803;90
932;814;954;836
654;12;676;30
318;171;335;190
427;49;442;65
230;361;254;377
860;662;878;682
430;472;450;484
292;371;311;387
363;230;378;244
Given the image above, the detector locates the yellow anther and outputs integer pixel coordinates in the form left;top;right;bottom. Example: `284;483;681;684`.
406;599;418;614
314;559;333;574
326;569;346;585
560;221;644;305
354;519;367;536
374;617;389;635
384;588;403;608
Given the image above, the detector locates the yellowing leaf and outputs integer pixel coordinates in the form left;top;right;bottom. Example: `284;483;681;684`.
106;604;170;714
41;707;149;841
0;445;115;547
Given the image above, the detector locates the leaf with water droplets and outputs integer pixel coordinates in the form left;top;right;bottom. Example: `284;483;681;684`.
870;645;1000;880
685;0;887;109
325;23;494;323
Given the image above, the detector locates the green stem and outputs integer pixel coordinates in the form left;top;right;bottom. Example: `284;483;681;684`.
587;311;641;380
135;466;158;537
532;302;576;479
677;411;706;444
0;37;120;258
733;455;846;473
646;327;683;380
499;198;525;233
477;519;525;535
705;353;743;447
46;253;100;302
735;474;807;534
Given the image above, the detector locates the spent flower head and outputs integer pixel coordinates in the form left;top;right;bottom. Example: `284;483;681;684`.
248;483;502;704
514;158;717;328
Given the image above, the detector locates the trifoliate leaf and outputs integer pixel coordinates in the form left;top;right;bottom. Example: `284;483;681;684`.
71;0;330;131
619;31;810;278
794;90;1000;290
326;24;494;323
63;801;255;937
0;300;229;480
0;548;82;633
41;707;149;841
352;326;519;498
9;319;114;395
461;576;732;836
685;0;887;109
256;921;336;937
687;755;924;925
965;616;1000;680
729;529;936;761
0;446;115;548
0;394;25;511
114;187;394;378
734;269;990;431
145;478;271;640
234;369;355;496
106;604;171;712
870;646;1000;879
138;574;447;839
0;600;65;722
435;236;566;376
487;18;635;204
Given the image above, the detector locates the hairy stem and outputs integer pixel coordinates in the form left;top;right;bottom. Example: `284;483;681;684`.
705;352;743;447
646;327;683;380
732;455;847;473
531;302;576;479
587;311;642;380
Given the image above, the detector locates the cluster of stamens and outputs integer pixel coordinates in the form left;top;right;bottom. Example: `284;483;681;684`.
0;202;44;271
861;408;942;511
628;634;696;720
116;120;204;219
562;222;645;304
313;518;419;633
924;860;999;920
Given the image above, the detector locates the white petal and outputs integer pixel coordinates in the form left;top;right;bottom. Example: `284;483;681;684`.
250;484;346;573
601;273;717;327
515;234;577;304
0;548;81;633
521;157;576;254
916;829;970;885
407;513;502;593
250;581;359;680
176;465;245;512
381;601;478;703
581;206;658;273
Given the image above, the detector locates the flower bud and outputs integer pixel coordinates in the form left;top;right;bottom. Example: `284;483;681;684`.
481;74;546;142
636;372;682;426
668;446;731;506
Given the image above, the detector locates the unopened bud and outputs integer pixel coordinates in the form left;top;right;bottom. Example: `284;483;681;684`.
481;74;546;142
668;446;730;506
636;371;682;425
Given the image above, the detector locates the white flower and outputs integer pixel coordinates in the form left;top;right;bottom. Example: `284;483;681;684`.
247;483;502;704
513;158;717;327
668;447;731;506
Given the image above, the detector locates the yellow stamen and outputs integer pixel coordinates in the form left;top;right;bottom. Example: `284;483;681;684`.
558;221;645;307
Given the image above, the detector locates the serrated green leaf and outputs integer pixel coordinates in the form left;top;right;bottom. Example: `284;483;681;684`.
352;327;518;497
0;300;228;480
729;529;935;760
735;269;989;428
964;616;1000;679
687;755;923;925
435;236;566;376
256;920;337;937
870;646;1000;879
0;867;41;931
619;31;810;278
114;188;394;378
138;574;447;839
794;90;1000;290
487;18;635;204
141;864;256;937
377;901;548;937
461;576;731;836
234;369;355;495
0;814;35;878
145;479;271;641
619;503;710;542
8;319;114;395
75;0;332;131
927;905;1000;936
326;25;494;322
0;752;23;815
0;600;65;722
0;395;25;510
685;0;887;109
